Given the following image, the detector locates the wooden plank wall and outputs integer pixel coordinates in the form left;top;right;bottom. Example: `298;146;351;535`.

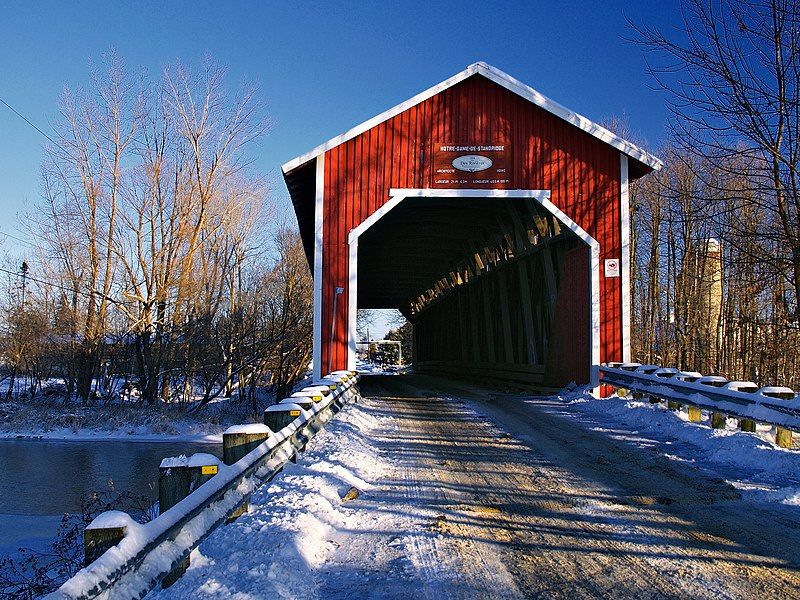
543;246;591;386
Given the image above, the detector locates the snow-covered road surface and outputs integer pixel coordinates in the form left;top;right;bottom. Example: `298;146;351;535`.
150;375;800;599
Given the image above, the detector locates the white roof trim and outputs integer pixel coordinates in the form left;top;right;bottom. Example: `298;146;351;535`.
282;62;663;175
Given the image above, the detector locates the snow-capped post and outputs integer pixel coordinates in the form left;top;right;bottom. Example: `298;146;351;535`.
724;382;760;433
264;403;309;438
223;424;272;464
158;453;222;588
697;375;728;427
280;396;324;454
223;423;272;520
264;403;310;463
83;510;130;566
290;388;326;406
281;395;316;412
759;387;796;449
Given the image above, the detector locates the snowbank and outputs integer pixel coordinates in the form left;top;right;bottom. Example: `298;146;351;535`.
146;398;396;599
556;388;800;506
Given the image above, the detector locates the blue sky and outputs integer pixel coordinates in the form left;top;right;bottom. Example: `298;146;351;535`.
0;1;682;333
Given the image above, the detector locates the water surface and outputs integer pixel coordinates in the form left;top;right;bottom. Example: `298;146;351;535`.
0;438;221;555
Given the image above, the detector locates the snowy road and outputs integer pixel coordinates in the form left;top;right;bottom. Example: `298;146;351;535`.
356;375;800;599
152;374;800;599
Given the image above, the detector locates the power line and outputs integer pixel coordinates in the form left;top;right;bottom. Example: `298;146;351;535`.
0;95;63;151
0;265;134;306
0;229;37;248
0;93;146;155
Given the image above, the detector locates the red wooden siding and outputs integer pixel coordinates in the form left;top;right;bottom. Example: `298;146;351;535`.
544;246;591;386
321;74;622;375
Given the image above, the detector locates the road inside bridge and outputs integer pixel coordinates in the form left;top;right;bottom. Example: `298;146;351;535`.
345;374;800;599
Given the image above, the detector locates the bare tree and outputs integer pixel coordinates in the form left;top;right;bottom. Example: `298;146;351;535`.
37;54;139;404
12;55;291;408
635;0;800;321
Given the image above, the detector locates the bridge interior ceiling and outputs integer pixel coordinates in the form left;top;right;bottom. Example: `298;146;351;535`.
357;196;581;321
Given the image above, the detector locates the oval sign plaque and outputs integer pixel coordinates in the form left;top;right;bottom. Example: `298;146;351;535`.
451;154;493;173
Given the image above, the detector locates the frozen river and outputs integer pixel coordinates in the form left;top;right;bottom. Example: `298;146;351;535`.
0;438;221;557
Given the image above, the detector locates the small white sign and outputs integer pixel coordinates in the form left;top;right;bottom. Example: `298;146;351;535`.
451;154;493;173
605;258;620;278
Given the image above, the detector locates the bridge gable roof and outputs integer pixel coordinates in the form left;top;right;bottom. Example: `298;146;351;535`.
282;61;662;176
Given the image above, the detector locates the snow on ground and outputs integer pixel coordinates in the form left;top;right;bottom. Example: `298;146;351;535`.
355;358;407;375
140;378;800;598
0;514;62;557
0;374;329;443
147;398;405;599
0;404;225;443
0;393;267;442
543;387;800;506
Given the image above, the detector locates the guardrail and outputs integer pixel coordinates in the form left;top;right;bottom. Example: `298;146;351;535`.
45;371;361;600
600;363;798;448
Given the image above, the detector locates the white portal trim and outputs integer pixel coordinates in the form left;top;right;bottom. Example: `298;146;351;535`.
282;62;663;175
312;155;325;380
348;194;408;244
347;237;358;370
346;187;601;388
533;196;602;390
620;154;631;363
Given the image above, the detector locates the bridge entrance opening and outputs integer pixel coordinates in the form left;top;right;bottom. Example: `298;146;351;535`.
350;190;597;388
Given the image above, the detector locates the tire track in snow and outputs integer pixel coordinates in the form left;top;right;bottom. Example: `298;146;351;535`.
364;369;524;600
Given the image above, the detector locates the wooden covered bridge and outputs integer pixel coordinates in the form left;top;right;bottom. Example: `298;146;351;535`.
283;62;661;388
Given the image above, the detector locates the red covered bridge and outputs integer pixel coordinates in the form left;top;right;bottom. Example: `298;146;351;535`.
283;62;661;388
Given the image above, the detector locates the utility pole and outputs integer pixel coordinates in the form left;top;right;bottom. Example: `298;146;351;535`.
19;261;28;308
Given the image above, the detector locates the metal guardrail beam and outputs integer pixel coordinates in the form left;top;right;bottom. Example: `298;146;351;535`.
45;372;361;600
600;364;800;431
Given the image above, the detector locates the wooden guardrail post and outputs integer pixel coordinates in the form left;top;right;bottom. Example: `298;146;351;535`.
84;511;133;566
223;424;271;520
264;403;306;434
699;376;732;429
264;403;307;463
158;453;221;587
84;526;126;567
687;405;702;422
711;412;727;429
723;382;759;432
738;418;757;432
776;427;793;449
283;396;316;412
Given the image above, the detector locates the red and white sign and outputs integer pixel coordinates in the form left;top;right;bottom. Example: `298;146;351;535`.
604;258;620;277
432;143;513;188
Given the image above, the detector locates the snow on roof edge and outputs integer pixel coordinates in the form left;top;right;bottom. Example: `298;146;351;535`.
281;61;663;175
